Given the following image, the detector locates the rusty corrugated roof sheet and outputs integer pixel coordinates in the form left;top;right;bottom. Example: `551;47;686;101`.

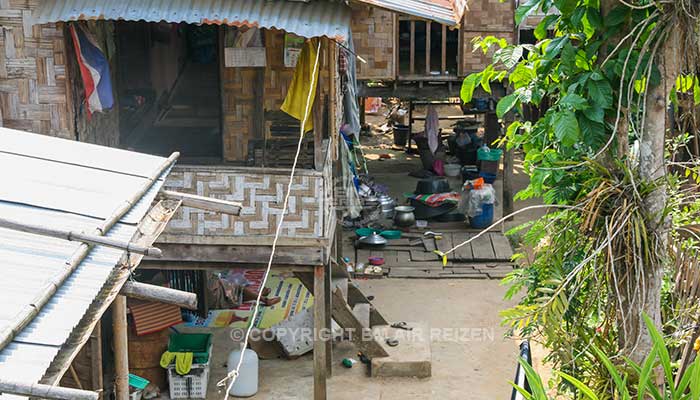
352;0;468;26
33;0;351;40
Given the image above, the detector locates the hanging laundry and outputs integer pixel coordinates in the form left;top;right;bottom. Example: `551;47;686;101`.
281;38;319;133
69;24;114;115
426;105;440;154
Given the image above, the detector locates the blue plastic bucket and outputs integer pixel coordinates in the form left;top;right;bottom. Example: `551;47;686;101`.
470;203;494;229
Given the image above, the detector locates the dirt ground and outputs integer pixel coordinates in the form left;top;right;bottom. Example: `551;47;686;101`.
198;279;519;400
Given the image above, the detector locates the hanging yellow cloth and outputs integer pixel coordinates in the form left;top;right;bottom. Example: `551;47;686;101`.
160;351;194;375
280;38;319;133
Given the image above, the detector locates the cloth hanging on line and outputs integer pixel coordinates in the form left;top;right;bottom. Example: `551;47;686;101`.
342;32;361;138
160;351;194;375
426;105;440;154
281;38;319;133
69;24;114;115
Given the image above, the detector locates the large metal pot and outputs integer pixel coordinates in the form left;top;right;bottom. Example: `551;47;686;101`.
378;194;395;218
393;206;416;228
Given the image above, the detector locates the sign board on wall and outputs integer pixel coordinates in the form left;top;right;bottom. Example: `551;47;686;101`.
224;47;267;67
284;34;305;68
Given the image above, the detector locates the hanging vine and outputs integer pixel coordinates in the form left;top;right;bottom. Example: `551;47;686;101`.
462;0;700;394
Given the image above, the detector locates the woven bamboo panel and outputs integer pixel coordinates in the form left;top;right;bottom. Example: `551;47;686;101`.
351;4;395;80
162;166;327;238
0;0;73;137
221;29;332;162
463;0;515;33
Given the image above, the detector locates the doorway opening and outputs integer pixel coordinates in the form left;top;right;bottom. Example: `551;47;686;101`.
115;21;222;162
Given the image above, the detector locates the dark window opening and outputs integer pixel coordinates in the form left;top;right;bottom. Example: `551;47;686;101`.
398;18;459;78
115;21;222;162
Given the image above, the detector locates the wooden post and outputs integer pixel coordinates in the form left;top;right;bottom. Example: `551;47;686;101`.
409;21;415;75
441;25;447;75
503;148;514;222
324;262;332;376
112;295;129;400
407;100;414;153
89;322;104;400
425;21;431;76
313;265;327;400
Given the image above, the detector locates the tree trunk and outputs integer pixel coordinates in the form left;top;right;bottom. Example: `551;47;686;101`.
617;28;677;364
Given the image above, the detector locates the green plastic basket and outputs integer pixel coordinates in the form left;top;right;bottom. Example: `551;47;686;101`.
477;148;503;162
129;373;150;390
168;333;212;364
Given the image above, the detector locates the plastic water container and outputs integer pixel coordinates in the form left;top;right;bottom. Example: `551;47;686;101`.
227;346;259;397
470;203;494;229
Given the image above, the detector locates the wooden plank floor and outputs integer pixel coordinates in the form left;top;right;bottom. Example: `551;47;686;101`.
344;231;515;279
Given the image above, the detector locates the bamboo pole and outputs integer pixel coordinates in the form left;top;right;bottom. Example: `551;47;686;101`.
112;295;129;400
159;190;241;216
0;217;163;257
120;281;198;310
0;152;179;351
0;380;98;400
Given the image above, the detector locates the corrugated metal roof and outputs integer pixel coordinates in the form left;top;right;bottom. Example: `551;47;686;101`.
33;0;351;40
0;128;173;398
352;0;468;26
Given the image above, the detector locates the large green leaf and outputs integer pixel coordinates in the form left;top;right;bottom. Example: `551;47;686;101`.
557;371;599;400
560;93;589;110
553;110;580;147
460;73;480;103
516;0;542;25
587;79;613;109
497;93;520;118
535;14;558;40
582;105;604;123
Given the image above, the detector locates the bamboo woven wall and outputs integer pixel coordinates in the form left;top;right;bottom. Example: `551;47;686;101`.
0;0;73;138
462;0;516;74
350;4;395;80
221;29;332;162
349;0;516;80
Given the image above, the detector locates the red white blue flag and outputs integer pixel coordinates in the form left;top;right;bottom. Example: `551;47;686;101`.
69;24;114;115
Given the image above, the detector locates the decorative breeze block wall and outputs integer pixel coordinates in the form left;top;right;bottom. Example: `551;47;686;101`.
162;166;328;239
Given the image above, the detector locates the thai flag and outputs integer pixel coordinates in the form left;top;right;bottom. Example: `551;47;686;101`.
69;24;114;115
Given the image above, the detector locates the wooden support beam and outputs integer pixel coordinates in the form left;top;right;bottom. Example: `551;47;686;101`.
89;323;103;400
159;190;241;216
0;217;162;257
313;265;327;400
324;264;332;376
347;283;389;327
441;25;447;75
0;381;98;400
331;288;388;358
409;21;416;75
120;281;198;310
112;295;129;400
503;148;514;221
425;21;431;76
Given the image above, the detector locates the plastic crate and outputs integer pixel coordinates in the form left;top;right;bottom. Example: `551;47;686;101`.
167;363;209;399
166;343;212;399
168;333;212;364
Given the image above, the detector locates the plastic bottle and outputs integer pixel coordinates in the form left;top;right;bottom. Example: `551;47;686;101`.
227;343;259;397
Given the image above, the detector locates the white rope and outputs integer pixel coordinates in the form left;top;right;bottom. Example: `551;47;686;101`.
217;39;323;398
